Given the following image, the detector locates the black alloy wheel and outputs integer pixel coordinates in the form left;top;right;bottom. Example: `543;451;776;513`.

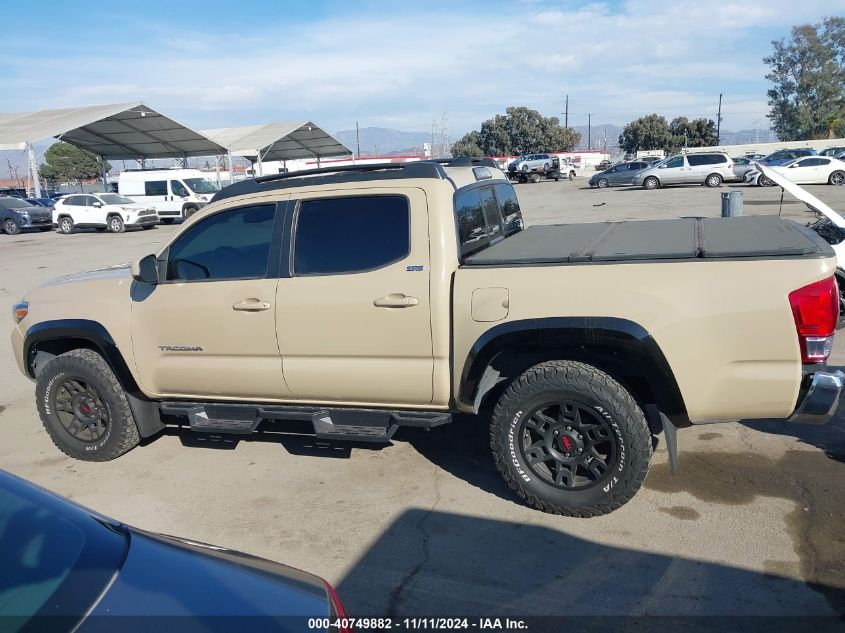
520;400;618;490
52;377;109;443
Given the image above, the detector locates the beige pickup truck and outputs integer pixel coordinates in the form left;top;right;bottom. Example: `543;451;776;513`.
10;158;844;517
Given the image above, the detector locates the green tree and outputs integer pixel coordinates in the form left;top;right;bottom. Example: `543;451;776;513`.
39;142;111;185
451;106;580;157
618;114;673;153
765;17;845;140
669;116;718;149
450;130;483;157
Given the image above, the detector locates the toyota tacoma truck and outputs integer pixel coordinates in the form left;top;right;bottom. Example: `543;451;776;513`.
10;158;844;517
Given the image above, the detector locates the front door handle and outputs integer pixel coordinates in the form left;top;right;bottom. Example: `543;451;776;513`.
373;293;419;308
233;298;271;311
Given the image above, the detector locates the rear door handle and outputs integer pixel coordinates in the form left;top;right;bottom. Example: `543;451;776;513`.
373;293;419;308
233;298;271;311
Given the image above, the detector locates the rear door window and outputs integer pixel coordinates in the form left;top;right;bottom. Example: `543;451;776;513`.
687;155;709;167
293;196;410;275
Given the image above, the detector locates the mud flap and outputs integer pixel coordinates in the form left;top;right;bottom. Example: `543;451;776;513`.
661;412;679;475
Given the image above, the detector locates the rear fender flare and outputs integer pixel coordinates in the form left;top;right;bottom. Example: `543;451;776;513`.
458;317;689;427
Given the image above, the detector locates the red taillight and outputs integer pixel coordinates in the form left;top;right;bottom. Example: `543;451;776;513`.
788;277;838;362
324;580;353;633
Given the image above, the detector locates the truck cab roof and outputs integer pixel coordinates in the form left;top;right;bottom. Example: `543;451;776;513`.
210;158;507;203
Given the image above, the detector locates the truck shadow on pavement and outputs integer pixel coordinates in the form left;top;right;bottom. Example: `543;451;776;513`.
335;508;843;628
401;413;845;618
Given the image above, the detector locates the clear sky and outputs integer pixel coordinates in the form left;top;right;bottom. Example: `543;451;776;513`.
2;0;845;136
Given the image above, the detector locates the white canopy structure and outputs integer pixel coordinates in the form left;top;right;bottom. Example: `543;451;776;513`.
0;103;349;194
202;121;351;176
0;102;227;196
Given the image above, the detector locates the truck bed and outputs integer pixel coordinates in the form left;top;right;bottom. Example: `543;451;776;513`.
463;216;833;265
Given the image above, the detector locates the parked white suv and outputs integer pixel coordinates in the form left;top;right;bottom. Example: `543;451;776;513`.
53;193;159;234
632;152;735;189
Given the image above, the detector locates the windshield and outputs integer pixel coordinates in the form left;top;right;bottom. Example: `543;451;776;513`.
98;194;135;205
1;198;32;209
0;473;127;632
184;178;220;194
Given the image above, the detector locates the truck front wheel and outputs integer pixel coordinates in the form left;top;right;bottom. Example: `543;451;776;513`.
490;360;652;517
35;349;140;461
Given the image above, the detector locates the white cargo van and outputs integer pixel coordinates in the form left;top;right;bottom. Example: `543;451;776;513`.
117;169;220;223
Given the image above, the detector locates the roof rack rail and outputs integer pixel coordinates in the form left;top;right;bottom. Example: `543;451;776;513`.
212;160;450;203
253;161;444;184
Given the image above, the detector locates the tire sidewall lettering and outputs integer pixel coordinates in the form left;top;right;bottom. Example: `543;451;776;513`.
507;410;531;482
43;370;112;453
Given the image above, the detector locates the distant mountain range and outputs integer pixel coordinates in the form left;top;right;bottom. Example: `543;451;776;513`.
334;127;432;156
332;124;778;155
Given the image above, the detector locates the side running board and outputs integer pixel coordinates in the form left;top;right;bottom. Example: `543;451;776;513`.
159;402;452;443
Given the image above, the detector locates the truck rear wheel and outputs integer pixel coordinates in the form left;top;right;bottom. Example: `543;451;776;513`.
35;349;140;462
490;360;652;517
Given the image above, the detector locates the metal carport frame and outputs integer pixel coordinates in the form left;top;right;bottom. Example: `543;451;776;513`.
202;122;351;177
0;103;227;196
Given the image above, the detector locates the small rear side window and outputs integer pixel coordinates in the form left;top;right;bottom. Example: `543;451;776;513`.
707;154;728;164
294;196;410;275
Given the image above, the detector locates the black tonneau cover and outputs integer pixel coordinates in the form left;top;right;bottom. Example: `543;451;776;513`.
464;216;833;266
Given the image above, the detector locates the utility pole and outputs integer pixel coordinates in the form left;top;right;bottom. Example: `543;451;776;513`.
431;121;437;159
716;93;723;145
355;121;360;160
587;113;592;150
564;95;569;128
441;111;449;159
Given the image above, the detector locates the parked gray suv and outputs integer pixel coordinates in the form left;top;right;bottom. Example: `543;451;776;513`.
632;152;734;189
508;153;554;173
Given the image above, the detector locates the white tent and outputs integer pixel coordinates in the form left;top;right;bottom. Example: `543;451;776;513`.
202;121;351;175
0;103;226;196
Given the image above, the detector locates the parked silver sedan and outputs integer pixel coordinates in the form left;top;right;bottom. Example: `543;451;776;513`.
730;156;756;182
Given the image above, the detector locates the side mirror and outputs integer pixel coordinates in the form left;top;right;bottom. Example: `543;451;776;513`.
131;254;159;284
93;201;103;208
659;165;667;169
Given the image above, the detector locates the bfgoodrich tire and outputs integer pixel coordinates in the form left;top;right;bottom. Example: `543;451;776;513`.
35;349;140;461
490;360;652;517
